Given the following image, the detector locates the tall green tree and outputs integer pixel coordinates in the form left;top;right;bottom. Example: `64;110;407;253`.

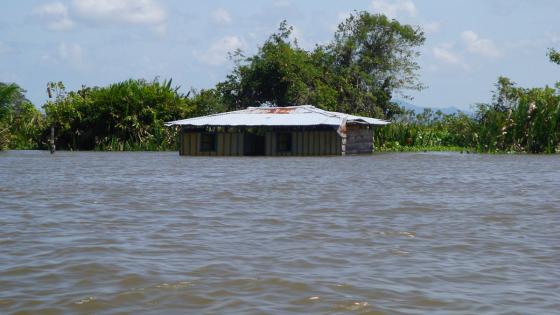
326;12;425;118
189;88;228;116
218;13;425;119
218;21;324;110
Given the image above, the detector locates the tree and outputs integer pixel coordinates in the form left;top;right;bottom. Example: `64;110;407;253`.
325;11;425;118
548;48;560;65
217;21;324;110
189;88;227;116
218;13;426;119
492;76;519;112
0;83;44;150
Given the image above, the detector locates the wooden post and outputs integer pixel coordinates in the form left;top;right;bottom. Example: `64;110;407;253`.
49;126;55;154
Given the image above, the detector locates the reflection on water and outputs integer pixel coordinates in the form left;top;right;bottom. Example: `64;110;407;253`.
1;150;559;314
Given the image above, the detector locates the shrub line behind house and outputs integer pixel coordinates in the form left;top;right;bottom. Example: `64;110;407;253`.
0;14;559;153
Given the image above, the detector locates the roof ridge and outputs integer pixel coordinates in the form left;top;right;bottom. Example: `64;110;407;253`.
306;106;346;118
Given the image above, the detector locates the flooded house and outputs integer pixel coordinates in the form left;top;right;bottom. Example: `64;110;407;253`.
165;105;389;156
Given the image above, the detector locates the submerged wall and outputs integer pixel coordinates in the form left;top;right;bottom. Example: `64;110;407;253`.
179;126;374;156
265;130;342;156
180;131;244;156
345;125;375;154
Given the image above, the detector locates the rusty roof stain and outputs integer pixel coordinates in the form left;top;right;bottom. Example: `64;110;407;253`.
255;107;297;114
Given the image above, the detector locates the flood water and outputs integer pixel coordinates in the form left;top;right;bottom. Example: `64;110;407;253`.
1;150;559;314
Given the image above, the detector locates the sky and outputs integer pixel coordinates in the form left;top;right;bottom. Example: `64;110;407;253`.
1;0;559;110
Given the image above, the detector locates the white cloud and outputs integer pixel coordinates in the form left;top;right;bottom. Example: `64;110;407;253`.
33;0;167;32
461;30;502;58
72;0;166;25
370;0;416;19
32;2;75;31
58;42;85;68
432;31;501;70
423;21;441;34
195;36;245;66
58;42;81;59
41;42;86;69
211;8;232;25
432;44;469;70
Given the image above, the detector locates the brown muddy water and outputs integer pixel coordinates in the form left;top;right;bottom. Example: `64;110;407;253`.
0;150;559;314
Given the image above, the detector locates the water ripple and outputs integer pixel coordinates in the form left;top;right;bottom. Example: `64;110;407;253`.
1;151;559;314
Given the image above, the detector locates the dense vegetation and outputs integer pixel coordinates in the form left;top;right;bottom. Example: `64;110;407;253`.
42;80;193;150
218;13;425;119
0;83;45;150
1;12;559;153
378;57;560;153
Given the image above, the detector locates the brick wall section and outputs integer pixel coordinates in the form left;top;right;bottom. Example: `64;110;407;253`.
345;126;374;154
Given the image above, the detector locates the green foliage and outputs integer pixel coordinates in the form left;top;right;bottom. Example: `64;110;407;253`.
189;88;228;116
327;12;425;118
218;21;327;110
218;13;425;119
376;108;476;152
42;79;195;151
548;48;560;65
7;101;45;149
0;82;45;150
378;77;560;154
471;79;560;153
0;83;19;149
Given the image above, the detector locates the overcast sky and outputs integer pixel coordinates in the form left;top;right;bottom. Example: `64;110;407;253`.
1;0;559;110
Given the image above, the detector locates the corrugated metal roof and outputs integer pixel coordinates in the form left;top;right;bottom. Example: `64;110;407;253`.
165;105;390;127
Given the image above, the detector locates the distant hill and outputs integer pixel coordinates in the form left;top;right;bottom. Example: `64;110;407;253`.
393;99;468;115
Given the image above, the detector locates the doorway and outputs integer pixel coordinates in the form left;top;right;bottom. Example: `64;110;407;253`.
243;132;266;156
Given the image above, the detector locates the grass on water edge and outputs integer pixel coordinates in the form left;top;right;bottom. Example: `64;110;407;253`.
377;145;560;154
377;145;470;153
